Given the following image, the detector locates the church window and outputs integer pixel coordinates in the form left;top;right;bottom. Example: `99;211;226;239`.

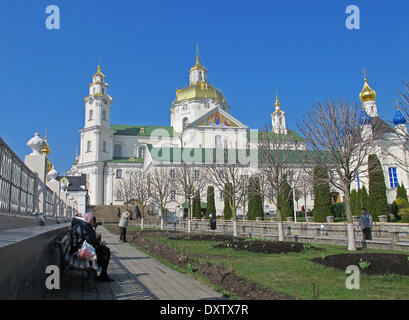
103;141;107;152
114;144;123;157
138;145;146;158
102;110;106;120
170;190;176;200
116;190;122;200
86;141;91;152
88;110;93;121
183;117;189;129
194;170;200;180
356;173;361;189
116;169;122;179
102;87;105;95
388;167;398;188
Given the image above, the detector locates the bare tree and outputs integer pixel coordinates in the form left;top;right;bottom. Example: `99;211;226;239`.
114;174;134;208
258;126;301;241
297;99;379;251
149;167;172;230
171;163;206;233
204;152;249;237
129;170;150;230
296;167;314;218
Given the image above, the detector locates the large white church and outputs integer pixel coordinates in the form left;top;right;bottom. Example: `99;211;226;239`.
69;54;409;217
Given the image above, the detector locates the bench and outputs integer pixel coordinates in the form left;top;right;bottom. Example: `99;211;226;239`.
55;233;97;289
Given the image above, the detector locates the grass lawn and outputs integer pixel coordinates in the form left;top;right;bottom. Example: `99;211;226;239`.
105;225;409;300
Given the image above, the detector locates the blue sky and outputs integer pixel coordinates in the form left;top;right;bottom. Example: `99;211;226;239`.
1;0;409;173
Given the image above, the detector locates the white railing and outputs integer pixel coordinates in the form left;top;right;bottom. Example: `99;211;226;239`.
0;137;77;218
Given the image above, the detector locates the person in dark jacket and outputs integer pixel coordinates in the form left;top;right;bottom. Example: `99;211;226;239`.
116;207;121;217
71;212;114;282
209;213;216;230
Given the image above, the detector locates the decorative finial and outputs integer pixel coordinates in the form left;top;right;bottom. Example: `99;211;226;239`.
196;44;200;64
275;89;280;108
363;69;367;81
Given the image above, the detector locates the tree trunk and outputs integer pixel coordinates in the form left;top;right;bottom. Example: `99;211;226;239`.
230;201;238;237
276;207;284;241
344;185;356;251
187;204;192;233
160;207;164;230
304;195;308;219
141;217;144;230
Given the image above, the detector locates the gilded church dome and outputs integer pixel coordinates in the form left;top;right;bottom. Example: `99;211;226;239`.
175;82;226;103
359;76;376;102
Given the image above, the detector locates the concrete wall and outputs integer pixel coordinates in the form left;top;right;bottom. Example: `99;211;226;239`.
0;223;70;299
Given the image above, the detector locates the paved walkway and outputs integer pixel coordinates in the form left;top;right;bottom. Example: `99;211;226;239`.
46;227;225;300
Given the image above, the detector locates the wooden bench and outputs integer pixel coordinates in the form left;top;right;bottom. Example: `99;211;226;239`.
55;233;97;289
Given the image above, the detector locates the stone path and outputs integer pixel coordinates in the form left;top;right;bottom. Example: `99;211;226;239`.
46;227;225;300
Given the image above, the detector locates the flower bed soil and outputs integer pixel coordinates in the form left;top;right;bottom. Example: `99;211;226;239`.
311;253;409;276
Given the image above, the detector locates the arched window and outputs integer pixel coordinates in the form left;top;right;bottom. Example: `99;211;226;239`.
102;110;106;121
88;110;93;121
114;144;123;157
138;145;146;158
116;169;122;179
183;117;189;129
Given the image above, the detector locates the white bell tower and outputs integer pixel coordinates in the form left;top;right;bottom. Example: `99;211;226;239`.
76;65;114;206
271;92;288;134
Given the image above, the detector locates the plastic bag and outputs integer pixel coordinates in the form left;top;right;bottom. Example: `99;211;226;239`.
78;240;98;270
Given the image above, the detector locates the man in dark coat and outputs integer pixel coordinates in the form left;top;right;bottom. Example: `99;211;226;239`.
71;212;114;282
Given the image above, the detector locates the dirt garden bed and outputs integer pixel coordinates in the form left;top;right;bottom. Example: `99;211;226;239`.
106;227;292;299
311;253;409;276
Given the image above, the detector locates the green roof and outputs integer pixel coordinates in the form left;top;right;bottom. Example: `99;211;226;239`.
247;129;306;142
111;124;179;137
146;145;331;165
105;157;145;164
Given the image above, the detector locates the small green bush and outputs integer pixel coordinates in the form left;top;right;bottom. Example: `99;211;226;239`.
401;214;409;223
396;197;409;209
331;202;345;218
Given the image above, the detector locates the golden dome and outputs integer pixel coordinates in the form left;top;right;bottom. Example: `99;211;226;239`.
175;82;226;103
360;75;376;102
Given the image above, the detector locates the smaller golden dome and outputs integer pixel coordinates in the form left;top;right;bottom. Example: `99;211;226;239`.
41;137;51;155
360;74;376;102
275;94;281;108
93;65;106;79
190;56;207;73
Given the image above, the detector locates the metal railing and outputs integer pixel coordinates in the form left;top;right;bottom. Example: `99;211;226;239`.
0;137;35;215
0;137;77;218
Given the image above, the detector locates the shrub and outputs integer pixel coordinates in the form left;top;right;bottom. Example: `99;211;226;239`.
248;176;264;220
206;186;216;218
391;201;400;220
278;175;293;220
223;183;233;219
368;154;389;222
397;183;408;202
401;214;409;223
396;197;409;209
331;202;345;218
313;165;332;222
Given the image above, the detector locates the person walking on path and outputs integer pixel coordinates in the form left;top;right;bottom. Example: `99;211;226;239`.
209;213;216;230
119;210;131;242
116;207;121;218
358;208;373;240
